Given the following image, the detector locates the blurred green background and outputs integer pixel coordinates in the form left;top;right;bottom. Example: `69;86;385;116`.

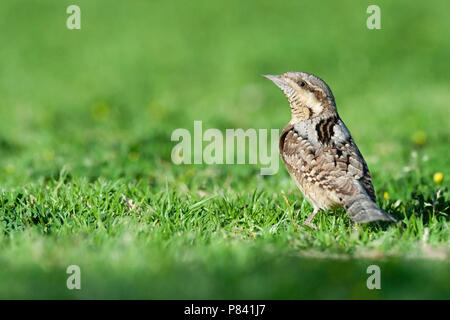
0;0;448;299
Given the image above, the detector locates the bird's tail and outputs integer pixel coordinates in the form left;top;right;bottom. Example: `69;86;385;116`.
343;193;396;223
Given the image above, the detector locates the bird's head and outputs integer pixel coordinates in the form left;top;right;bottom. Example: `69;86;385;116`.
264;71;337;122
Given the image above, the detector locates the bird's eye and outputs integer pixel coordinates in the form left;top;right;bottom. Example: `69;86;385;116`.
299;81;306;87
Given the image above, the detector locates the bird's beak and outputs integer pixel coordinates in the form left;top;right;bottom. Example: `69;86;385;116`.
263;74;289;91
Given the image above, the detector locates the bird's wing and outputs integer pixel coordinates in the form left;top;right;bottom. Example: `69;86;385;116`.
279;119;376;202
330;118;376;201
326;134;376;201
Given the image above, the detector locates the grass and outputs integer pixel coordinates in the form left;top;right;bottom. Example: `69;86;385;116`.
0;0;449;299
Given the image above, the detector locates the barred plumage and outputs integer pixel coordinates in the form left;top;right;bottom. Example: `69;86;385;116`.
265;71;395;229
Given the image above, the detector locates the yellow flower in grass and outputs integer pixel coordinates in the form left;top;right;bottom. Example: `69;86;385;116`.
412;131;426;146
43;149;55;161
128;152;139;162
4;164;15;174
383;192;389;200
433;172;443;185
91;102;110;121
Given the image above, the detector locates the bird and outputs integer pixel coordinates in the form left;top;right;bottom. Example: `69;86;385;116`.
264;71;396;229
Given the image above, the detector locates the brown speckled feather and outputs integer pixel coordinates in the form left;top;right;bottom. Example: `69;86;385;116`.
267;71;395;225
280;121;375;211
